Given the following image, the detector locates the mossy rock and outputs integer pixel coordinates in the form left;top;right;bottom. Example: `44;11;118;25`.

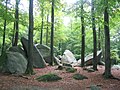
90;85;101;90
66;67;77;73
36;73;62;82
87;68;95;72
4;52;28;74
73;73;88;80
83;68;95;72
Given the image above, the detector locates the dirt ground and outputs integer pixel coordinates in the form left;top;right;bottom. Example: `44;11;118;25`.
0;65;120;90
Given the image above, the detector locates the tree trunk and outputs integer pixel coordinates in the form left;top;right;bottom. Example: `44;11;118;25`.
14;0;20;46
98;27;101;50
104;0;112;78
92;0;97;70
1;0;8;55
12;22;15;46
46;13;49;45
50;0;54;66
25;0;34;75
81;0;85;67
40;8;44;44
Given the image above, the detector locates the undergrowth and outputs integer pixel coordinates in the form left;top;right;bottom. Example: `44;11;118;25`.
73;73;88;80
66;67;77;73
36;73;62;82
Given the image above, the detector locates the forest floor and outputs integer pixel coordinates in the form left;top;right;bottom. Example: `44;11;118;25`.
0;65;120;90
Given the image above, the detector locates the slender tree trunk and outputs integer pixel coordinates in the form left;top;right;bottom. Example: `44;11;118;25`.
25;0;34;75
92;0;97;70
81;0;85;67
40;8;44;44
2;21;7;55
46;13;49;45
101;28;105;64
1;0;8;55
98;27;101;50
14;0;20;46
104;0;112;78
12;22;15;46
50;0;54;66
58;43;61;51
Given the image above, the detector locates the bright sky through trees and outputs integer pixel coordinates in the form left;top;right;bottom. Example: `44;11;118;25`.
10;0;78;10
9;0;78;26
9;0;91;26
63;0;77;4
62;0;78;26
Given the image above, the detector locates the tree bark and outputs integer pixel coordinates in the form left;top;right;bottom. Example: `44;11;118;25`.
92;0;97;70
50;0;55;66
12;22;15;46
98;27;101;50
46;13;49;45
81;0;85;67
25;0;34;75
1;0;8;55
104;0;112;78
14;0;20;46
40;8;44;44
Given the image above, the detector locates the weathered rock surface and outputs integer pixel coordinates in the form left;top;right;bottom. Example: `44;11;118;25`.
84;50;102;66
36;44;50;58
112;65;120;70
61;50;77;64
21;37;46;68
70;50;103;67
4;52;27;74
36;44;51;64
36;44;60;65
9;46;26;57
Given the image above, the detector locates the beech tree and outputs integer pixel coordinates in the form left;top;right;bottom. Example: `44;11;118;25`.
103;0;112;78
13;0;20;46
50;0;55;65
40;0;44;44
46;12;49;45
1;0;8;55
91;0;97;70
81;0;85;67
98;27;101;50
25;0;34;74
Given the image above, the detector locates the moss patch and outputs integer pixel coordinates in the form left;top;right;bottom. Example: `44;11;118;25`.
90;85;101;90
36;73;62;82
66;67;77;73
73;73;88;80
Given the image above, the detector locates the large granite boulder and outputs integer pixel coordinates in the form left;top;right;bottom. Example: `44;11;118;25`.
9;46;26;57
61;50;77;64
71;50;103;67
84;50;103;66
36;44;50;63
21;37;46;68
71;59;81;67
36;44;60;65
3;52;27;74
112;65;120;70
